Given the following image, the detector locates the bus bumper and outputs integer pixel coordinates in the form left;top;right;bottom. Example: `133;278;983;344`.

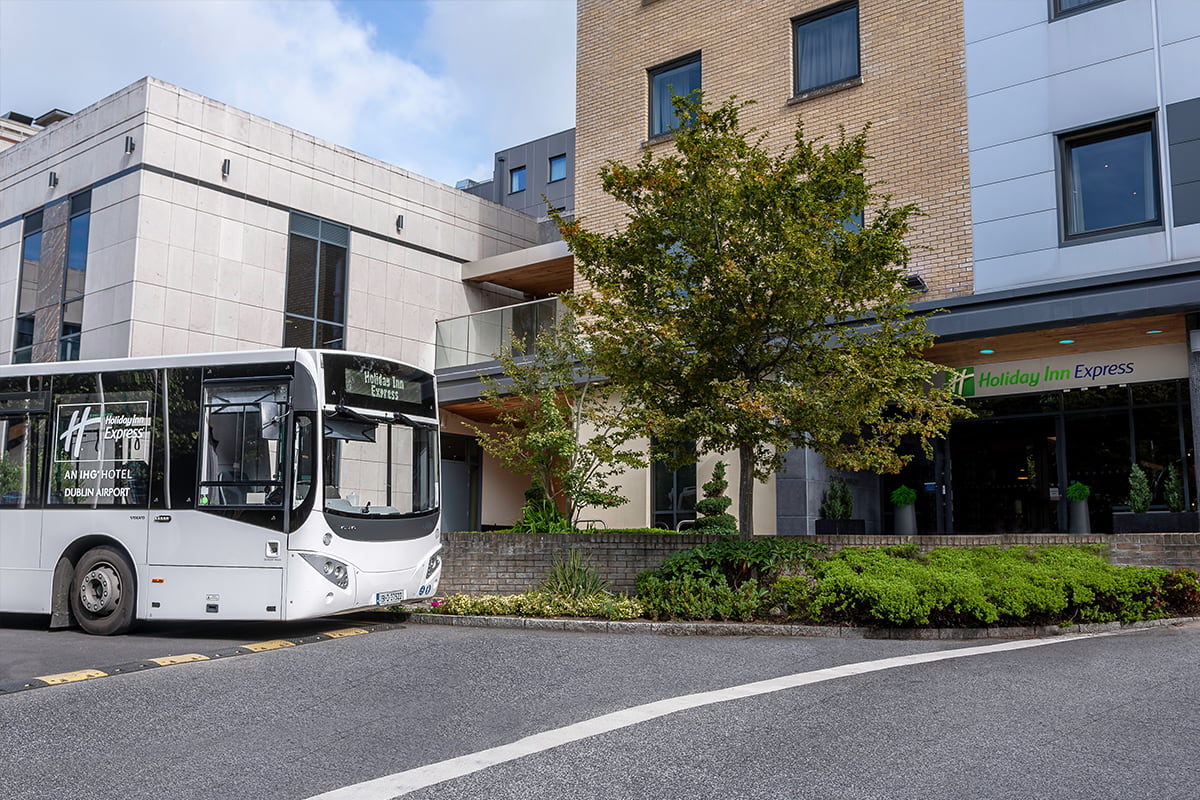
286;545;442;620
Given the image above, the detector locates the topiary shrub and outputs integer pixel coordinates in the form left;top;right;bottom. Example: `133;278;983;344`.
1128;464;1152;514
693;461;738;533
821;478;853;520
890;485;917;507
1165;464;1185;513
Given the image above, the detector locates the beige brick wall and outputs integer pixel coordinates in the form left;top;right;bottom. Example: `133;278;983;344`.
575;0;972;301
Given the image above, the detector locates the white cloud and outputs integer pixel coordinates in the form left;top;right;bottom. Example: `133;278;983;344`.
0;0;575;186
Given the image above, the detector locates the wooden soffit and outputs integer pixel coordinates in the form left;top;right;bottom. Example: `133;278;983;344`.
925;313;1188;367
461;240;573;298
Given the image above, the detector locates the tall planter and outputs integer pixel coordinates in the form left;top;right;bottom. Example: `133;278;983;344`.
894;503;917;535
1068;500;1091;534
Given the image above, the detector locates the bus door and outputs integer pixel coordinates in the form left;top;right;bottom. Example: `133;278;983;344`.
0;383;50;613
145;376;291;618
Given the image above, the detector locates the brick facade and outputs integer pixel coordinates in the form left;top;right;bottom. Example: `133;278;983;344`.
437;532;1200;596
575;0;972;300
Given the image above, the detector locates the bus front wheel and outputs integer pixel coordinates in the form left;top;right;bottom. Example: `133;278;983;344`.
70;546;136;636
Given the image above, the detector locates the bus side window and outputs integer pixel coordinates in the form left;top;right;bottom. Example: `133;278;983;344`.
293;413;314;509
199;383;289;508
0;415;46;508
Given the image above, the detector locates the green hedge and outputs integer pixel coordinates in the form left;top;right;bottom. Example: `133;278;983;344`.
636;543;1200;627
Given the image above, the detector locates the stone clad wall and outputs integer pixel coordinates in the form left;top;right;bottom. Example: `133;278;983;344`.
437;532;1200;596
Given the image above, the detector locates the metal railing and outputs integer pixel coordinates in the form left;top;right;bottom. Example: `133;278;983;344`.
435;297;565;370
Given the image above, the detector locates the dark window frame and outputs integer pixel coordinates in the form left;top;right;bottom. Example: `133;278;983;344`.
648;51;702;139
1058;114;1162;244
13;211;43;364
283;212;348;350
792;1;860;99
548;154;567;184
509;165;526;194
59;190;91;362
1051;0;1126;21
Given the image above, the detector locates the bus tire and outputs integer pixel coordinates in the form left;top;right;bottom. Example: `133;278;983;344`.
69;546;136;636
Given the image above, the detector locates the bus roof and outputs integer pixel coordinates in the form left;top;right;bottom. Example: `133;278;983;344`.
0;349;426;378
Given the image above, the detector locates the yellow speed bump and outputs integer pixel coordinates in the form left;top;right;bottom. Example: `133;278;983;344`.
148;654;210;666
36;669;108;685
241;639;296;652
322;627;370;638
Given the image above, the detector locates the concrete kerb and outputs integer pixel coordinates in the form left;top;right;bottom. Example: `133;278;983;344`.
405;612;1200;640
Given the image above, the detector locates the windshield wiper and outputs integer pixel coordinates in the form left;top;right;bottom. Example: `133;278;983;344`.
392;411;438;430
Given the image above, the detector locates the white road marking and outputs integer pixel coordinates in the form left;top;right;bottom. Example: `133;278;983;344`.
306;630;1127;799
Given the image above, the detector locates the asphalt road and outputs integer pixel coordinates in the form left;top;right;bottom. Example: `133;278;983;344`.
0;612;407;685
2;620;1198;800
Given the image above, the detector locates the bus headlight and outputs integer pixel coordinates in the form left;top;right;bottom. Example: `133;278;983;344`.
425;551;441;580
301;553;350;590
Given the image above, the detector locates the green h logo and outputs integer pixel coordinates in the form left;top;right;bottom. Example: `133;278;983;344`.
945;367;975;397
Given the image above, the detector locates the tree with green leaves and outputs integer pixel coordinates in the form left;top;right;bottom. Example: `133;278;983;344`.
467;311;643;528
556;95;969;538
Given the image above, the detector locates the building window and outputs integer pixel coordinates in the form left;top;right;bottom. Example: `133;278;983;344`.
59;191;90;361
794;2;860;96
13;211;41;364
284;212;348;350
1053;0;1124;19
509;166;526;193
549;154;567;183
1060;116;1160;240
649;53;701;138
652;441;697;531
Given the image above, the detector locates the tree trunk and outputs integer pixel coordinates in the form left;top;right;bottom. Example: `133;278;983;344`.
738;443;755;540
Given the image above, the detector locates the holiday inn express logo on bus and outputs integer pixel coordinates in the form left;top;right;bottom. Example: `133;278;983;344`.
945;344;1188;399
55;401;151;463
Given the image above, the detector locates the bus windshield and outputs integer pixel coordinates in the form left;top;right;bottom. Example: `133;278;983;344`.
321;354;438;518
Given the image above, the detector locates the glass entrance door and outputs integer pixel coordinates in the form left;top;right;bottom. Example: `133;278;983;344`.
950;415;1061;533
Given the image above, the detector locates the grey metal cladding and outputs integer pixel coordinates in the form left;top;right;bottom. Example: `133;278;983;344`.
1172;180;1200;227
1167;98;1200;146
1167;99;1200;227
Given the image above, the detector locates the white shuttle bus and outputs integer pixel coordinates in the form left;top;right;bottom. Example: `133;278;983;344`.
0;349;442;635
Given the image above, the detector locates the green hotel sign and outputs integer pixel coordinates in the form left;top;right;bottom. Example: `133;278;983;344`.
947;343;1188;398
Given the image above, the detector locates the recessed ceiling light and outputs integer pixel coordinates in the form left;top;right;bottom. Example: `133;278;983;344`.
1146;329;1163;334
979;349;995;354
1059;339;1075;344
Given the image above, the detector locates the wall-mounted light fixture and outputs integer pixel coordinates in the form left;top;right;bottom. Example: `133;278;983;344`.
221;158;231;178
124;135;135;154
48;171;58;188
395;214;404;233
903;274;928;293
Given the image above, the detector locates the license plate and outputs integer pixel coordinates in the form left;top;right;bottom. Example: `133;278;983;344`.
376;590;406;605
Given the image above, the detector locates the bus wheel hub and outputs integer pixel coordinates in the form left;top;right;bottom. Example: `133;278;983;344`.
80;566;120;614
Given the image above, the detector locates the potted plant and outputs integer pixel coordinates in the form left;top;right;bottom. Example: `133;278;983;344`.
1112;463;1200;533
1065;481;1090;534
891;485;917;535
815;478;865;535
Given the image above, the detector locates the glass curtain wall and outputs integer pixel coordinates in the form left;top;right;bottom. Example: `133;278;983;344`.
949;381;1192;533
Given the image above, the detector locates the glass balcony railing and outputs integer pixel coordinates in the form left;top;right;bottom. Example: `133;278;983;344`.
435;297;564;370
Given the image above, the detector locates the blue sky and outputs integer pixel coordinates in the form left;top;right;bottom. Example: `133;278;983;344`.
0;0;576;185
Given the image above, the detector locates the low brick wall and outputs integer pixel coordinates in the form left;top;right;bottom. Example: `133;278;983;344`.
439;532;723;594
437;532;1200;596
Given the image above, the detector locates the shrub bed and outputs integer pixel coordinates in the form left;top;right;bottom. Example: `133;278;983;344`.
636;542;1200;627
421;540;1200;628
